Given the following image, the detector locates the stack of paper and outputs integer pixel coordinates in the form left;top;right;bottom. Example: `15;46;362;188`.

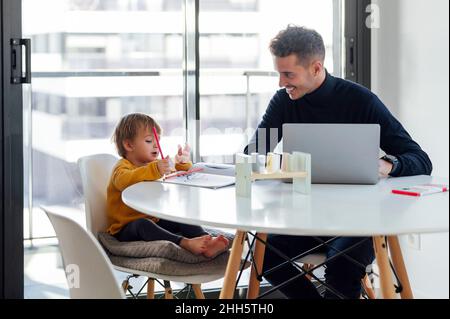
162;163;235;189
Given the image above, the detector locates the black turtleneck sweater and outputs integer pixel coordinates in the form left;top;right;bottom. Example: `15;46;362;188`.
244;72;432;177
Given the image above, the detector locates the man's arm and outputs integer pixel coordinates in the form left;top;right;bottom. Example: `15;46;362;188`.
370;96;433;177
244;92;284;155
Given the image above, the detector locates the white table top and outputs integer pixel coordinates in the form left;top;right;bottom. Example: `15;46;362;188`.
122;176;449;237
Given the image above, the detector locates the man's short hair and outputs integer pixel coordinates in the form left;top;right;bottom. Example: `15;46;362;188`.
113;113;162;158
270;25;325;66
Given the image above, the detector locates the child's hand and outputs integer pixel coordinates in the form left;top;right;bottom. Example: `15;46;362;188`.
157;156;172;175
175;144;191;164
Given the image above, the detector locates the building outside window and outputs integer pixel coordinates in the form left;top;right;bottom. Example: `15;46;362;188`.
22;0;341;242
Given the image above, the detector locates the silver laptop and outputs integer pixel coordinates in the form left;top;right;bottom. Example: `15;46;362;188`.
283;124;380;184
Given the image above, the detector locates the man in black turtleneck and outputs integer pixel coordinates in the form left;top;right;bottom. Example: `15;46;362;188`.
244;25;432;299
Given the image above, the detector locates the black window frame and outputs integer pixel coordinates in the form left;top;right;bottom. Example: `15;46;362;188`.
1;0;24;299
345;0;372;89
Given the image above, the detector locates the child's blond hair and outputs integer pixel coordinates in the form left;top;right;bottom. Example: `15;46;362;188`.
113;113;162;158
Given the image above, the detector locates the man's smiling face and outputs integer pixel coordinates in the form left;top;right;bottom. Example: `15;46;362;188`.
274;54;319;100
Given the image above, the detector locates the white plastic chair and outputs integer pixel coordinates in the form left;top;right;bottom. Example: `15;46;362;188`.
43;207;125;299
78;154;229;299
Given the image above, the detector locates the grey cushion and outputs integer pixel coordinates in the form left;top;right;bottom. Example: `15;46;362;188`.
97;229;243;276
109;254;232;276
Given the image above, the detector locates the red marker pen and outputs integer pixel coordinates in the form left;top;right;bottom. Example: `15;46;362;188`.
392;184;448;197
152;126;164;159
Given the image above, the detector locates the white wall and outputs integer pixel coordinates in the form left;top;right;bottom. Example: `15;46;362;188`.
371;0;449;298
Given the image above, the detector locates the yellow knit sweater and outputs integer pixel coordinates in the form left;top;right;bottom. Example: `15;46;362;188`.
106;158;192;235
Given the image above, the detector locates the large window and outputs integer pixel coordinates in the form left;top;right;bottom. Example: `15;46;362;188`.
22;0;185;241
22;0;343;241
199;0;342;163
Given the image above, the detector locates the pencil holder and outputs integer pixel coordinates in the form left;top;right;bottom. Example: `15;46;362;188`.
281;153;291;172
235;153;252;197
256;155;266;173
251;153;259;172
267;153;281;173
291;152;311;195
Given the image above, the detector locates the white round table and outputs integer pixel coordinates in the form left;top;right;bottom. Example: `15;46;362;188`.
123;175;449;299
123;176;448;237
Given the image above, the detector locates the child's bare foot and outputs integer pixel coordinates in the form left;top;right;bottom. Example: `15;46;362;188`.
203;235;229;258
179;235;212;255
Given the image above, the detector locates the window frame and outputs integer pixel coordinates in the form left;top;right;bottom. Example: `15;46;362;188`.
344;0;372;89
1;0;24;299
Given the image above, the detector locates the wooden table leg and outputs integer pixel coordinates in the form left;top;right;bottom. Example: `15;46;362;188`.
247;232;267;299
146;278;155;299
387;236;414;299
373;236;397;299
219;230;246;299
192;284;205;299
164;280;173;299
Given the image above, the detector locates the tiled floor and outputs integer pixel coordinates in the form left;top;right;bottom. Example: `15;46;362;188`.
24;242;70;299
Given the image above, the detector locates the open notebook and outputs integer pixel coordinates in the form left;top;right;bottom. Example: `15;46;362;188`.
161;163;235;189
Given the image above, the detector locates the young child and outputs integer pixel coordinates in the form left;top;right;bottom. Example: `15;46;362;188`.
106;113;229;258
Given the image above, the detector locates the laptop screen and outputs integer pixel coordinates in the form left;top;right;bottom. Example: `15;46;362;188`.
282;124;380;184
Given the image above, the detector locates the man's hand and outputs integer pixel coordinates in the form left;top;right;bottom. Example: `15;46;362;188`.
379;159;393;177
175;144;191;164
157;156;172;175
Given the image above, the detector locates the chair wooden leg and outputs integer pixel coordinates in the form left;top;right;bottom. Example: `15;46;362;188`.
247;232;267;299
303;263;314;281
220;230;246;299
387;236;414;299
361;274;376;299
373;236;397;299
121;279;129;293
164;280;173;299
147;278;155;299
192;284;205;299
